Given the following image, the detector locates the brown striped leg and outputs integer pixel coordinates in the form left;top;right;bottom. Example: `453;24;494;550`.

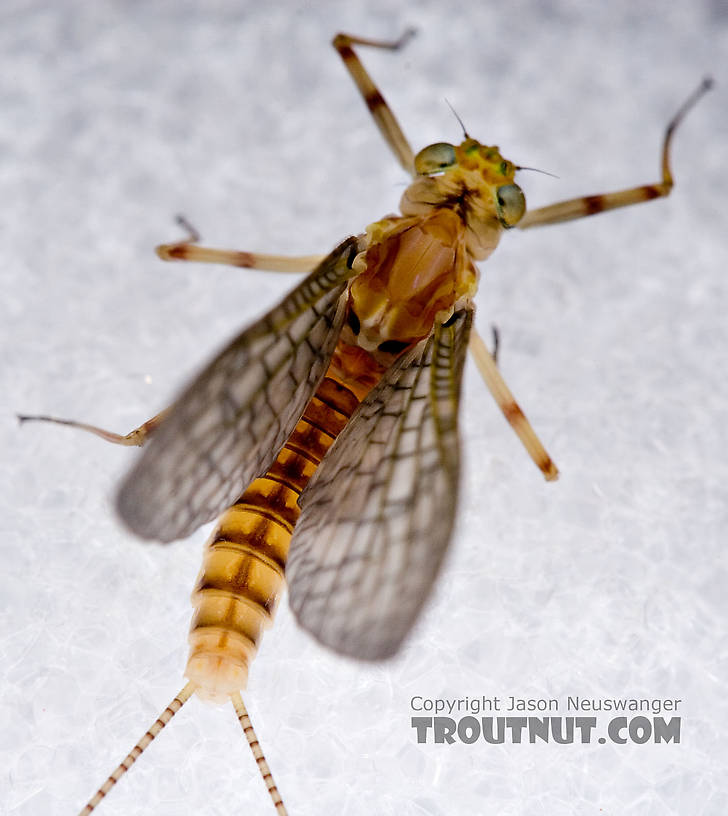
78;682;195;815
231;692;288;816
157;216;324;273
518;78;713;229
333;30;416;175
469;327;558;481
17;406;170;447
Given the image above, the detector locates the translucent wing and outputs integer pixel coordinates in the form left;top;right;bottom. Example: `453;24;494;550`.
117;237;359;542
286;306;473;660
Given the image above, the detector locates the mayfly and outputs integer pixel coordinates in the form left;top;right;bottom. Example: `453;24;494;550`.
20;30;711;816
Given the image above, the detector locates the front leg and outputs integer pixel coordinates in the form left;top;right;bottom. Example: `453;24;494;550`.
333;30;416;175
518;78;712;229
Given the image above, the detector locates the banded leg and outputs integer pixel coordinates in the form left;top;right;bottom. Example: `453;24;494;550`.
518;78;713;229
17;407;170;447
333;30;416;175
157;216;324;273
469;327;558;481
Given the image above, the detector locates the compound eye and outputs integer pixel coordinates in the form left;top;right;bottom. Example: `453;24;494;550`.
495;183;526;227
414;142;457;175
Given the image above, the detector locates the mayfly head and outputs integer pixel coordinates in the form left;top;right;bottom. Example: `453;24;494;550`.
401;138;527;261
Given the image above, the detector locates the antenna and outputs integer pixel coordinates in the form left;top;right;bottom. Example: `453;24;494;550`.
445;98;469;138
515;165;559;179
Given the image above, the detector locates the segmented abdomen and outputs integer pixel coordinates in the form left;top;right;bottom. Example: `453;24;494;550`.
186;375;360;702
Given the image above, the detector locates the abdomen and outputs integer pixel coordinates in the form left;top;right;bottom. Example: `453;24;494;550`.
186;374;361;702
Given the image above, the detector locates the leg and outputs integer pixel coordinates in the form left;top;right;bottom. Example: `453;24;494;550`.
17;407;170;447
518;78;713;229
469;327;558;481
157;216;325;274
333;30;416;175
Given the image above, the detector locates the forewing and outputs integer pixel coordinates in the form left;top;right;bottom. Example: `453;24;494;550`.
287;306;474;660
116;237;359;542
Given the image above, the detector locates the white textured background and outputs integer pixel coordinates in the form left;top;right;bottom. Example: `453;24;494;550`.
2;2;727;815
